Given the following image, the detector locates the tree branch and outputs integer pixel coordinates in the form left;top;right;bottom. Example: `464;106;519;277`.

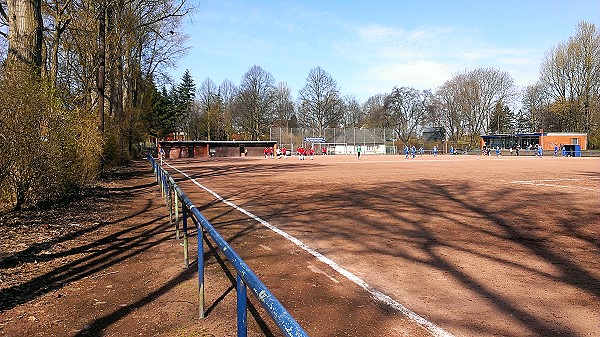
0;4;8;23
135;0;190;31
58;17;71;35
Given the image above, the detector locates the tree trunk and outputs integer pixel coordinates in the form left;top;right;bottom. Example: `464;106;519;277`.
7;0;43;70
97;4;106;135
97;3;106;173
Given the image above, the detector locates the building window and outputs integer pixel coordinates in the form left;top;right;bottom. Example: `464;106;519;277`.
572;138;579;145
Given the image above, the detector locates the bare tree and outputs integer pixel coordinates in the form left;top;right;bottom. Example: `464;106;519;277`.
436;77;467;142
539;21;600;146
362;93;387;128
272;81;295;128
384;86;426;143
421;89;443;128
97;1;106;143
521;82;551;131
43;0;73;84
235;65;275;140
216;79;237;140
298;66;343;135
191;77;217;140
436;68;516;144
99;0;191;162
341;95;363;127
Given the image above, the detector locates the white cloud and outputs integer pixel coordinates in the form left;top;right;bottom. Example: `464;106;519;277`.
356;25;456;44
180;2;549;102
340;24;470;65
335;22;543;96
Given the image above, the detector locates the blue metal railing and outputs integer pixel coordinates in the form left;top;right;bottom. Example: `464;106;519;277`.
148;155;309;337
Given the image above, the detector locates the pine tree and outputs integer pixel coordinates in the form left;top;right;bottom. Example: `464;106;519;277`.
173;69;196;139
148;86;177;139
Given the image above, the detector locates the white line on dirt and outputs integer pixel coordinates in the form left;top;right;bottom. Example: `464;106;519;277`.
166;162;454;337
511;178;599;191
512;183;598;191
513;178;600;183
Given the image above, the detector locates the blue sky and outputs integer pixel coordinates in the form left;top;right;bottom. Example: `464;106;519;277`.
169;0;599;102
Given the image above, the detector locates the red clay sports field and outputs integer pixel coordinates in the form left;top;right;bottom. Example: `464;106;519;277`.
162;153;599;337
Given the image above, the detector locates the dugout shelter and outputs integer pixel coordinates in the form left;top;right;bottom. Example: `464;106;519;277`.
480;132;587;151
159;140;277;158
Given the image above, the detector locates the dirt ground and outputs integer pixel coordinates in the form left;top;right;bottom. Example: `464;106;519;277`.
1;154;599;337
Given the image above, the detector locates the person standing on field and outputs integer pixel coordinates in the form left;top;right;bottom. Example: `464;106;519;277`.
356;145;362;159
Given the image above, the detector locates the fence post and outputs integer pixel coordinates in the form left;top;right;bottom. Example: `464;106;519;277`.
158;168;162;194
168;183;173;226
237;274;248;337
197;219;205;319
161;170;166;198
165;180;171;214
157;167;161;191
154;161;159;183
182;205;189;268
174;191;180;240
147;156;309;337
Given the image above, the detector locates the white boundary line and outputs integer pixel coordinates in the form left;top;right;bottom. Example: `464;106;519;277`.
513;178;600;183
165;162;454;337
511;178;600;191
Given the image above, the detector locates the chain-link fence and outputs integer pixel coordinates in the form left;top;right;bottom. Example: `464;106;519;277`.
268;127;400;155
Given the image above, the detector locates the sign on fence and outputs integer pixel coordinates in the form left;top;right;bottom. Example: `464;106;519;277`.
304;137;326;142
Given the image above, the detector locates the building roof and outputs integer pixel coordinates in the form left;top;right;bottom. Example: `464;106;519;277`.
159;140;277;147
482;132;588;139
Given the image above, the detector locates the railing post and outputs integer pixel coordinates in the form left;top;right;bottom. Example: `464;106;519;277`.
157;165;161;185
161;171;167;198
182;205;189;268
149;157;309;337
237;274;248;337
165;179;170;211
159;168;164;196
197;219;205;318
167;183;173;224
153;159;158;181
156;165;160;186
174;191;180;240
